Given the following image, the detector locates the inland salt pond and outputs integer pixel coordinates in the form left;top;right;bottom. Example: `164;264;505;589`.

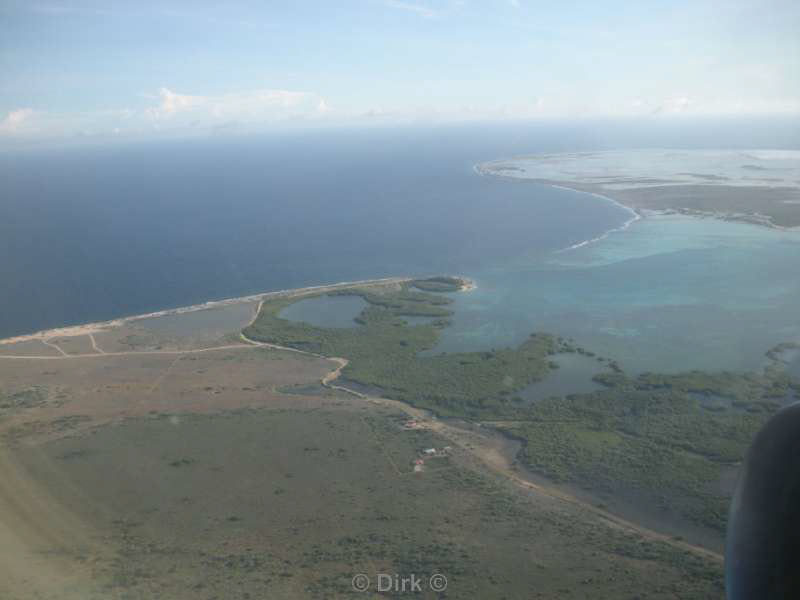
278;294;367;328
519;352;608;403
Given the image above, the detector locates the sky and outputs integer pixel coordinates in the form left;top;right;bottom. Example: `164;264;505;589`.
1;0;799;146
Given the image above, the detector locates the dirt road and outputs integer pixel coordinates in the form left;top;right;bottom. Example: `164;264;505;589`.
1;329;724;570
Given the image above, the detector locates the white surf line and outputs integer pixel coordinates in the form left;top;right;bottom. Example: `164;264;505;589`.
0;275;471;361
556;212;641;252
473;161;644;254
549;186;642;253
41;338;68;357
88;333;105;354
512;183;640;253
0;276;411;348
0;343;263;360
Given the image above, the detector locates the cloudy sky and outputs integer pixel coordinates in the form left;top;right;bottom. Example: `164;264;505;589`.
1;0;798;144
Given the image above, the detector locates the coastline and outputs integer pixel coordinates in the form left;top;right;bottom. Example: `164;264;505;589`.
543;179;800;233
548;184;642;252
474;162;645;253
0;275;476;346
475;160;800;234
0;277;408;346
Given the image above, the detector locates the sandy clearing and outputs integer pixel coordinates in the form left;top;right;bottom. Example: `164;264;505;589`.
0;277;412;347
297;342;726;564
7;324;720;563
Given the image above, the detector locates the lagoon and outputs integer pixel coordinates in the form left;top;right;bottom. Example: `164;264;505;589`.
279;295;367;329
519;353;608;403
3;124;799;379
433;214;800;374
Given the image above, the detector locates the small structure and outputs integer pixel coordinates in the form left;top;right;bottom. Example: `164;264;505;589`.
420;447;451;458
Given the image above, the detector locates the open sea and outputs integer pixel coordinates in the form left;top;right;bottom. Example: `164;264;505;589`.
2;119;799;374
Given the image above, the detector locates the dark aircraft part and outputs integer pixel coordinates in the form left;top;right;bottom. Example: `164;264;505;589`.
726;402;800;599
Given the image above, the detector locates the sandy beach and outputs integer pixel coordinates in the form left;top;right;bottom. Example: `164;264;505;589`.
475;151;800;231
0;275;476;347
0;277;409;347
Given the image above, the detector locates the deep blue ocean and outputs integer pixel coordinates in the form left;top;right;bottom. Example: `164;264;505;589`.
1;122;628;338
2;119;799;373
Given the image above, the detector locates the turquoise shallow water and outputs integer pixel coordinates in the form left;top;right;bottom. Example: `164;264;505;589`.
1;127;632;339
436;214;800;374
7;124;796;378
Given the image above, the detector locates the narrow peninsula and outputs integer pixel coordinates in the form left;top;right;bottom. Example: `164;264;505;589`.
477;150;800;229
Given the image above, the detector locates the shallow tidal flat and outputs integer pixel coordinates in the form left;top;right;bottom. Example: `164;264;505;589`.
478;149;800;227
3;146;800;597
444;155;800;373
0;291;725;599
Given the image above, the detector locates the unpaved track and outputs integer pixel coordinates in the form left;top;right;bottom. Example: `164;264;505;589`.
0;277;411;348
88;333;105;354
41;338;67;357
240;332;724;563
0;342;264;360
331;378;724;563
0;330;724;566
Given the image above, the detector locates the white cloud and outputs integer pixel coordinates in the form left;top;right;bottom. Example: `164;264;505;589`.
145;88;201;119
144;87;326;124
0;86;332;144
0;108;34;134
4;85;799;147
316;99;331;114
509;0;521;7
